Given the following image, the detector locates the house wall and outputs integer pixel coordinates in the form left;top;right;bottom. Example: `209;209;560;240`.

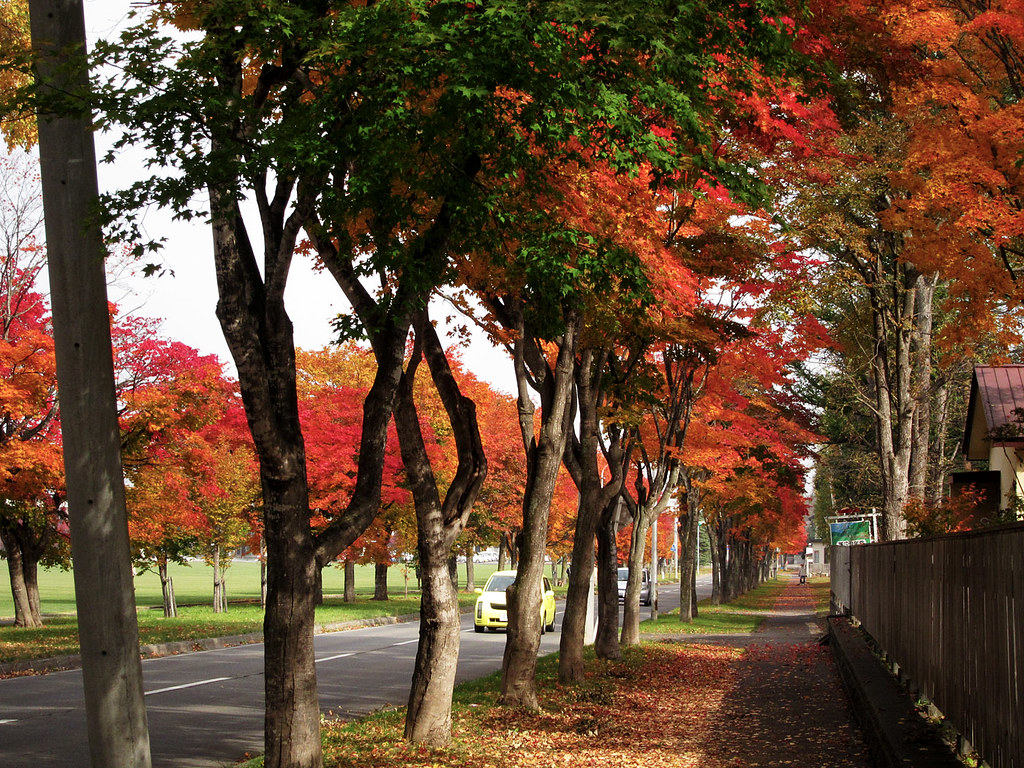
988;444;1024;511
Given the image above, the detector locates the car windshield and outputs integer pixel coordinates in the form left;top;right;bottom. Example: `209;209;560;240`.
617;568;629;581
485;573;516;592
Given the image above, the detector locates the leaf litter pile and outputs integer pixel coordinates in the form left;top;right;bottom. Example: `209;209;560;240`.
317;638;872;768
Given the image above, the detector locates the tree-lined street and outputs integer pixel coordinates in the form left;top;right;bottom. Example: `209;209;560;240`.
1;0;1022;766
0;579;707;768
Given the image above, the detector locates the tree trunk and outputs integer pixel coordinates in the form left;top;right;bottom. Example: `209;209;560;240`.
262;477;321;768
677;515;699;622
500;311;578;708
447;554;458;592
929;379;951;506
213;545;223;614
709;519;722;606
557;491;600;683
394;311;486;745
404;537;462;744
464;543;475;591
158;558;177;618
909;274;937;502
620;514;649;646
259;536;267;610
373;562;389;600
863;262;918;541
219;555;228;612
558;347;628;681
497;533;509;572
594;496;621;660
29;4;152;763
650;512;659;621
0;527;42;628
344;560;356;603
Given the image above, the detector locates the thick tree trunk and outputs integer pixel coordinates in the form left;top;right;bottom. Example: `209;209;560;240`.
677;516;699;622
557;348;627;683
262;477;321;768
373;562;389;600
447;554;458;592
394;312;486;745
23;549;41;623
344;560;356;603
558;491;600;683
500;311;578;708
594;497;621;660
403;531;462;744
158;558;176;618
1;528;42;628
863;263;918;541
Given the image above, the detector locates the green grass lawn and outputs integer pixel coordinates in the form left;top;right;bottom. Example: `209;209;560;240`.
0;559;504;618
0;593;485;665
0;559;508;665
639;576;789;635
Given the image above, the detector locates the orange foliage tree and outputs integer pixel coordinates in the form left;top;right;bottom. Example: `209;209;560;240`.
0;151;62;629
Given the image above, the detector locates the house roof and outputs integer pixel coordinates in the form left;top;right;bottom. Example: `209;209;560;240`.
963;365;1024;461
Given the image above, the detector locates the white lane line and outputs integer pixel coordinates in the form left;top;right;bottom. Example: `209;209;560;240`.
393;639;419;646
145;677;230;696
0;719;18;725
316;653;354;664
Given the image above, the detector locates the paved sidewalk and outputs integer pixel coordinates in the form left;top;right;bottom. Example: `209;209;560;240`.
673;574;875;767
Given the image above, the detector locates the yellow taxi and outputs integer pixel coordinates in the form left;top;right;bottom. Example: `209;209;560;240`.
473;569;556;633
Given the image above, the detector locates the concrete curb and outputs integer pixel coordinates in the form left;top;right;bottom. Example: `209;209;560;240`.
828;616;960;768
0;611;423;678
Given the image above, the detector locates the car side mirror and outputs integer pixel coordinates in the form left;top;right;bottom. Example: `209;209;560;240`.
474;588;482;594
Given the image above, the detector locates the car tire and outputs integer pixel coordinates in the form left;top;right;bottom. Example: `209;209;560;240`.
474;624;484;633
546;618;555;632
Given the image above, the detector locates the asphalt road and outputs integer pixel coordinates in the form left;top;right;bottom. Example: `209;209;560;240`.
0;573;710;768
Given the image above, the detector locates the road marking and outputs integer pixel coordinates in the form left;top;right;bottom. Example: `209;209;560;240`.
0;719;17;725
393;639;418;646
145;677;230;696
316;653;354;664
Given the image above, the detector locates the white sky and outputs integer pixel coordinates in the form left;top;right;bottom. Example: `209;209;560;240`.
81;0;516;393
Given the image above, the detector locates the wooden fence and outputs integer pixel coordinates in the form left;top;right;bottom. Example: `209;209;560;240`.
830;523;1024;768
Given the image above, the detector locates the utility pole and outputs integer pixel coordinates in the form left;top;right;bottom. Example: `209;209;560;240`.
649;512;658;620
28;2;152;765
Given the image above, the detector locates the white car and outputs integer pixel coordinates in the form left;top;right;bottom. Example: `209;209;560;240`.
617;566;651;605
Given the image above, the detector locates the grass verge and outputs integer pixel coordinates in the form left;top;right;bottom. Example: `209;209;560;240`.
0;560;505;618
0;594;478;665
639;576;789;635
238;642;746;768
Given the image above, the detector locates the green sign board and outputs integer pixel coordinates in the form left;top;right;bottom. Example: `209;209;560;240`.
829;520;871;545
